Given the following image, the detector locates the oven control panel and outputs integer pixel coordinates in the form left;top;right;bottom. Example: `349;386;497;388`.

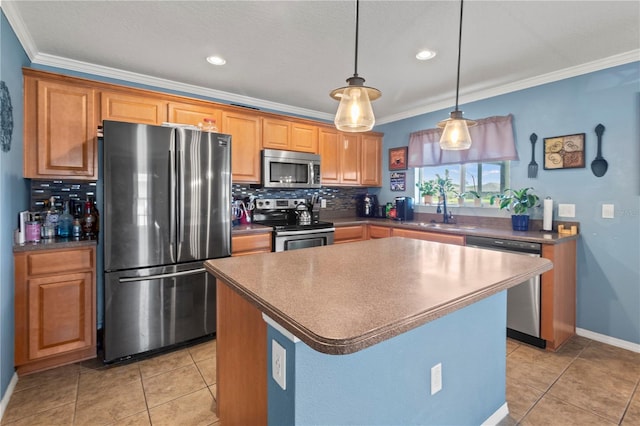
255;198;307;210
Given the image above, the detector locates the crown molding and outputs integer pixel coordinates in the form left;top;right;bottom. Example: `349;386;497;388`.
1;0;38;59
377;50;640;125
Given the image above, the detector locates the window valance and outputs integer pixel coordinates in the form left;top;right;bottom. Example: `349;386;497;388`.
408;114;518;167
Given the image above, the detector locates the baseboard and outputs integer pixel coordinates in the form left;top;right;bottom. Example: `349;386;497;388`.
0;373;18;422
482;402;509;426
576;328;640;353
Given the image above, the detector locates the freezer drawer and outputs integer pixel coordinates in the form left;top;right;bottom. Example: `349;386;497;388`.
104;262;215;363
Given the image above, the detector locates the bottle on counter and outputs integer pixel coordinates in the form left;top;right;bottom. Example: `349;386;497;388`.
41;196;59;239
82;200;96;238
90;196;100;235
57;200;73;238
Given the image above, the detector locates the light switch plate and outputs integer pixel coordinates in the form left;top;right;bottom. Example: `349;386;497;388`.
321;199;327;208
602;204;615;219
431;363;442;395
558;204;576;218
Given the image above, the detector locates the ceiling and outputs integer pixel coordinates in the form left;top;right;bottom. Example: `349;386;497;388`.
3;1;639;125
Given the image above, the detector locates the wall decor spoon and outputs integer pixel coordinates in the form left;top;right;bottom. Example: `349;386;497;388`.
528;133;538;178
591;124;607;177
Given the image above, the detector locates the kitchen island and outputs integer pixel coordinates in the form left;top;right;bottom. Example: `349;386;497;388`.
204;237;552;425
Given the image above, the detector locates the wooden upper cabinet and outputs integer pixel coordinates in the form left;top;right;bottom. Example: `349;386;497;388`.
319;128;361;186
167;101;223;128
361;134;382;187
262;118;318;153
319;127;341;185
222;111;262;183
101;91;167;125
23;75;98;180
290;122;318;153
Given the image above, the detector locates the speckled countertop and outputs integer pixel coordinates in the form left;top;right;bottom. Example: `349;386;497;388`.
13;237;97;253
205;237;552;355
331;217;579;244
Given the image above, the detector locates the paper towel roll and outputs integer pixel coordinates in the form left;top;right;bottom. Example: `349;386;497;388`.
543;197;553;231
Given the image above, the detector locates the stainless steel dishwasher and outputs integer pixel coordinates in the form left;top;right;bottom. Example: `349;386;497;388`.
466;235;545;348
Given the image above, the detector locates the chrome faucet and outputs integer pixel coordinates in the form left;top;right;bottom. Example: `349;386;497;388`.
437;187;454;224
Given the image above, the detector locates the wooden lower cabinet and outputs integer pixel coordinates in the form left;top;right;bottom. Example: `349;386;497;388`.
334;225;367;244
368;225;392;239
392;228;465;246
232;233;272;256
541;240;577;351
216;280;267;424
14;246;97;374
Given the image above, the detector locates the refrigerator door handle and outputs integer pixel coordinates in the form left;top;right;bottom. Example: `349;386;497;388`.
118;268;206;283
169;135;177;245
177;149;184;243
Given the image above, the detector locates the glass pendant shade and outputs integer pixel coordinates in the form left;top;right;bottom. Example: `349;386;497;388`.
331;0;380;133
438;110;475;150
333;84;376;132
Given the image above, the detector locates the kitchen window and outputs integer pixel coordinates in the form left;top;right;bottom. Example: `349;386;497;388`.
414;161;510;206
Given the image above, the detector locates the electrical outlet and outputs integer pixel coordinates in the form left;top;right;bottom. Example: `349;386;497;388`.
272;340;286;390
321;199;327;208
602;204;615;219
431;363;442;395
558;204;576;218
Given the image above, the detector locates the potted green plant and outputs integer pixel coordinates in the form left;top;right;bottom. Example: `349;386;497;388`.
464;174;482;206
416;179;438;204
490;187;540;231
435;169;456;201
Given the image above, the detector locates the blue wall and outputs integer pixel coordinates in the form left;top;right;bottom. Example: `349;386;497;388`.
268;292;508;425
0;8;30;403
376;62;640;345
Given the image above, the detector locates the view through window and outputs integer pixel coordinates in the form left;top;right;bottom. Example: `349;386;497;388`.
414;162;510;206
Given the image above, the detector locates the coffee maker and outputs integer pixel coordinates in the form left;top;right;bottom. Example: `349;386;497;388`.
395;196;414;221
356;193;378;217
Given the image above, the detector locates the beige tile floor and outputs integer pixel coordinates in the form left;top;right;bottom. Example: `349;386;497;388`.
2;335;639;425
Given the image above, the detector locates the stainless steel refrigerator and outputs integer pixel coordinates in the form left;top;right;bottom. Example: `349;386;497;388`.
102;120;231;363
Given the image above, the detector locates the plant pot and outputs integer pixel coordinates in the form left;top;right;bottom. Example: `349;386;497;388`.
511;214;530;231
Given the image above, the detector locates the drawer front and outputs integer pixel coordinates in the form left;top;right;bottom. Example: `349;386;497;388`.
368;225;392;239
232;233;272;256
334;225;366;244
27;247;95;276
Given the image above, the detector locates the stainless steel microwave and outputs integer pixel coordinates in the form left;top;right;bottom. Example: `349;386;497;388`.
261;149;321;189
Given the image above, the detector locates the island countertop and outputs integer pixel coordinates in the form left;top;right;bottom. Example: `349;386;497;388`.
204;237;552;355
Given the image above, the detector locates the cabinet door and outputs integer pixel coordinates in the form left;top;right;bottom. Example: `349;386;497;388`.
232;233;272;256
393;228;465;246
319;128;341;185
25;78;97;179
168;102;223;128
340;134;361;185
361;134;382;187
262;118;290;150
368;225;392;239
28;271;94;359
290;122;318;153
222;111;262;183
334;225;367;244
101;91;167;125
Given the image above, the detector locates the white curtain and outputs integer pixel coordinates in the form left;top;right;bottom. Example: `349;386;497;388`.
408;114;519;167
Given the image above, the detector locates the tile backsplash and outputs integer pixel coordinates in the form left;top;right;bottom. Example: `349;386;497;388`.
30;180;97;211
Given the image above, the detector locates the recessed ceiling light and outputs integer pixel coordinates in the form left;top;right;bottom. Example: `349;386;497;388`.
206;56;226;66
416;50;437;61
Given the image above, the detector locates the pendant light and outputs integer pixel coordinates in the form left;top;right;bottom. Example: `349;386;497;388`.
330;0;381;132
437;0;476;150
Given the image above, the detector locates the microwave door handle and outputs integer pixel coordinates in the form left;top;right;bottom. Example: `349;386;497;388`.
309;162;314;185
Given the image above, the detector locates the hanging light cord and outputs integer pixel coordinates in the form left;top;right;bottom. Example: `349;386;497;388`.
454;0;464;112
353;0;360;78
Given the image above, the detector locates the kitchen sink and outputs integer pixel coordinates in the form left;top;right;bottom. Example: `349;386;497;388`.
416;223;477;230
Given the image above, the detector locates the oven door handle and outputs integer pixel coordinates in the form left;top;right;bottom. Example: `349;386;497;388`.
276;228;335;237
